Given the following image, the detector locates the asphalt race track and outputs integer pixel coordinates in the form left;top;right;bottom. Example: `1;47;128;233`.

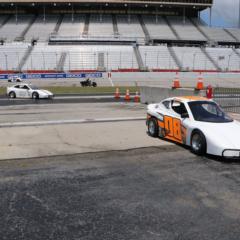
1;146;240;240
0;94;124;106
1;96;240;240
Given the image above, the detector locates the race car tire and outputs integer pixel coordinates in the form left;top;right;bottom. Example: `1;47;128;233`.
32;92;39;99
92;82;97;87
148;118;159;138
191;130;206;155
9;91;16;98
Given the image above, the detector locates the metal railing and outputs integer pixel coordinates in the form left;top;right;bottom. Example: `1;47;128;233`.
213;88;240;113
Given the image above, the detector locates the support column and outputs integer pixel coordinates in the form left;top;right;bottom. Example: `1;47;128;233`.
209;7;212;27
43;4;46;22
155;7;158;24
183;7;186;24
239;0;240;28
71;4;74;22
15;4;18;24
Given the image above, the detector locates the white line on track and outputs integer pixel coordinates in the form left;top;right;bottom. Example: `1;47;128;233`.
0;95;114;101
0;117;146;128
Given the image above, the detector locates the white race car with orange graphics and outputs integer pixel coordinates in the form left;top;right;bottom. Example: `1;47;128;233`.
147;96;240;158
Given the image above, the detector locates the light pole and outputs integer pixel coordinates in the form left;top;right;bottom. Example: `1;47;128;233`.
119;51;122;69
204;56;207;70
144;52;147;68
68;52;71;71
131;53;134;69
55;52;58;70
228;53;232;71
31;55;33;70
168;55;171;69
16;53;20;70
156;51;159;68
106;52;109;72
4;53;8;70
42;52;45;70
181;52;185;70
193;52;197;70
94;52;96;70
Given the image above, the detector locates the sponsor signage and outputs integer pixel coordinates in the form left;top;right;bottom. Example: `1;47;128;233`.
0;72;103;80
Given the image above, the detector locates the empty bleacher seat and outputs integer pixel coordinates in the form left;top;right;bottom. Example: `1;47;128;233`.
88;14;114;37
139;46;178;70
0;43;29;70
117;15;144;39
167;16;206;41
58;14;85;37
142;15;176;40
0;15;33;42
25;15;60;41
172;46;216;71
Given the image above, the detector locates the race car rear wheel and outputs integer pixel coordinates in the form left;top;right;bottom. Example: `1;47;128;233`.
32;92;39;99
191;130;206;155
9;91;16;98
148;118;159;138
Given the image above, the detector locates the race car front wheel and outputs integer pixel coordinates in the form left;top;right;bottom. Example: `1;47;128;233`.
32;92;39;99
148;118;159;138
9;91;16;98
191;130;206;155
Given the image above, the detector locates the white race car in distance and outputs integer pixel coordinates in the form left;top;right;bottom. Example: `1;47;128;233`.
7;84;54;99
8;76;22;83
147;96;240;158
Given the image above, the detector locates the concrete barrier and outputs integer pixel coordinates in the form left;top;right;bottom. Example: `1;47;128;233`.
140;86;206;104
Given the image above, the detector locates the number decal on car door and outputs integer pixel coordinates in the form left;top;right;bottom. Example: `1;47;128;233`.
163;116;182;143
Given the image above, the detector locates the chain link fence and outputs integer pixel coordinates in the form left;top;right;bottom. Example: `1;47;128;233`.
213;88;240;113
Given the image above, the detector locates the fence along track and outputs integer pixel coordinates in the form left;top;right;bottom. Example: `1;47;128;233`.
213;88;240;113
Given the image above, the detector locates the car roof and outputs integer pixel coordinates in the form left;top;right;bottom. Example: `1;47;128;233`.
163;96;211;103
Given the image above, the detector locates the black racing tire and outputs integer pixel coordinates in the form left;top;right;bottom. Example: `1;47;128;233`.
9;91;16;98
191;130;207;155
32;92;39;99
148;118;159;138
92;82;97;87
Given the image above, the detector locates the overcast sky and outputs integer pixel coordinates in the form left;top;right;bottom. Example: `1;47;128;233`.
201;0;239;28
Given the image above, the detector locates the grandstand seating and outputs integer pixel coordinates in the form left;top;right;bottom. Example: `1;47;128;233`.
142;15;177;40
21;44;138;71
226;29;240;42
88;14;114;37
167;16;206;41
139;46;178;70
0;12;239;73
116;15;145;39
172;46;216;71
206;48;240;71
58;14;85;36
0;15;33;42
0;42;239;72
192;19;235;42
23;44;62;70
0;43;28;70
0;13;239;44
25;15;60;41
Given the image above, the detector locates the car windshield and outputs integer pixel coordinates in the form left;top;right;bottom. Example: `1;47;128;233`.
188;101;233;123
30;85;39;90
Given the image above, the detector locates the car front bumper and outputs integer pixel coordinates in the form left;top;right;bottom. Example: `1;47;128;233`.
222;149;240;158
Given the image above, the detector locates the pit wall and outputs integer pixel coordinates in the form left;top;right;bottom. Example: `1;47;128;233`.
140;86;206;104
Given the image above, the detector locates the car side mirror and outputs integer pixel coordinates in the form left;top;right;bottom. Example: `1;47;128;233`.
181;113;189;119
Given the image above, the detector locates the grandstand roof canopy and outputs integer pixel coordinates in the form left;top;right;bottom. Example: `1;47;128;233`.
0;0;213;8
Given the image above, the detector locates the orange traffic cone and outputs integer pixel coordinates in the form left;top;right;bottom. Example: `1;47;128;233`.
115;88;120;99
172;72;181;89
124;89;131;101
196;72;204;90
134;91;140;102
